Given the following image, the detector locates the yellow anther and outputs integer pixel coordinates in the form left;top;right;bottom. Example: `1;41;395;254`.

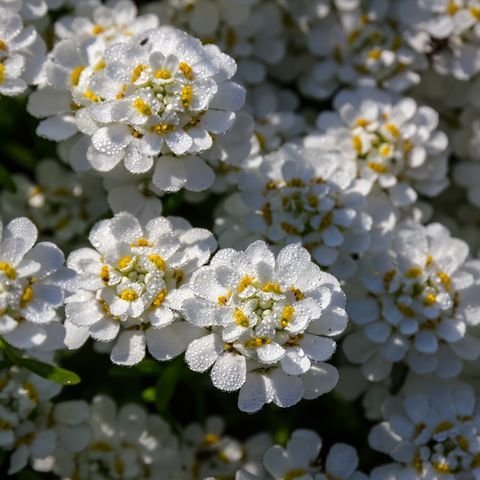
383;270;396;287
379;144;392;157
21;286;33;306
307;194;318;208
281;222;300;235
131;238;150;247
173;269;184;284
237;275;255;293
181;85;193;108
437;271;451;289
319;211;333;230
133;98;152;116
397;304;415;317
262;282;282;294
131;64;148;83
217;291;232;306
432;462;451;474
403;138;414;153
447;1;459;15
116;84;126;99
244;337;271;349
84;89;100;102
472;453;480;468
470;6;480;19
0;63;4;84
117;255;133;270
290;287;304;301
100;265;110;283
151;123;175;135
70;66;85;86
348;29;360;44
367;48;382;60
284;470;307;480
0;262;16;280
234;309;249;327
406;266;423;278
352;135;363;153
94;59;106;71
22;383;39;403
355;117;370;127
368;161;388;173
151;289;167;307
423;293;437;306
119;289;138;302
0;40;7;51
286;178;305;187
203;433;220;445
154;69;171;80
91;24;105;35
148;254;166;270
261;203;272;225
131;129;143;139
385;122;400;138
179;61;194;80
280;305;295;328
426;254;434;267
457;435;469;451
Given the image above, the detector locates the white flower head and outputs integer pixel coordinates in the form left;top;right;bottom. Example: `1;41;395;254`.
0;5;45;96
237;429;367;480
215;143;374;279
1;159;108;248
307;88;450;209
65;212;216;366
183;240;348;412
0;217;71;353
344;221;480;382
30;25;246;193
369;379;480;479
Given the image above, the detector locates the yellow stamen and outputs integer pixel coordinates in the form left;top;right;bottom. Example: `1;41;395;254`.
281;222;300;235
94;59;106;71
203;433;220;445
133;98;152;116
22;383;38;403
290;287;304;301
152;289;167;307
284;470;307;480
261;203;272;225
280;305;295;328
432;462;451;473
21;286;33;306
244;337;271;349
100;265;110;283
457;435;469;451
151;123;175;135
470;6;480;19
262;282;282;294
179;61;194;80
0;262;16;280
131;238;150;247
423;293;436;306
406;266;423;278
149;254;166;270
368;161;388;173
234;309;249;327
181;85;193;108
437;271;450;289
154;69;171;80
119;289;138;302
352;135;363;153
217;291;232;306
447;1;459;15
397;304;415;317
0;63;4;84
70;66;85;86
84;89;100;102
355;117;370;127
385;122;400;138
131;64;148;83
367;48;382;60
237;275;255;293
379;144;392;157
91;25;105;35
0;40;7;51
117;255;133;270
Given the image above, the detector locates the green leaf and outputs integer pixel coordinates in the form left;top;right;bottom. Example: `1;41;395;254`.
20;358;81;385
155;359;182;412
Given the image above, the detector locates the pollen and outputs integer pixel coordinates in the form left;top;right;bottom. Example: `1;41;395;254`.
244;337;271;349
423;293;436;306
154;69;171;80
470;6;480;19
262;282;282;294
437;271;451;289
0;262;16;279
70;66;85;86
397;303;415;317
100;265;110;283
20;286;33;306
151;123;175;135
378;144;392;157
151;289;167;307
181;85;193;108
368;161;388;173
237;275;255;293
131;64;148;83
149;254;166;270
432;462;451;474
117;255;134;270
352;135;363;153
385;122;400;138
355;117;370;127
116;84;127;99
119;289;138;302
405;266;422;278
179;61;194;80
367;48;382;60
84;89;100;102
91;24;105;35
131;238;150;247
133;98;152;116
234;309;249;327
290;287;304;301
280;305;295;328
203;433;220;445
447;1;459;15
94;59;106;71
217;291;232;306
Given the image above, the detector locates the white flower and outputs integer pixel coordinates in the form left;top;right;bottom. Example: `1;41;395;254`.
1;159;108;248
182;240;347;411
65;212;216;366
215;143;374;279
397;0;480;79
30;26;246;193
0;5;45;96
55;0;159;45
237;429;367;480
343;221;480;381
300;2;427;98
306;88;450;208
0;217;71;353
146;0;286;85
369;379;480;479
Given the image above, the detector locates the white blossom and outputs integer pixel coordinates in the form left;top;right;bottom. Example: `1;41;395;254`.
182;240;347;411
